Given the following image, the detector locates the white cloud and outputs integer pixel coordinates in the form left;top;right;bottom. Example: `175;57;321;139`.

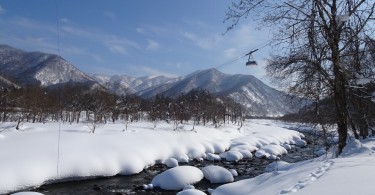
224;48;238;59
108;44;127;55
146;39;160;51
136;28;144;34
103;11;116;20
182;31;222;50
0;5;5;14
140;66;177;78
61;24;140;55
60;17;69;23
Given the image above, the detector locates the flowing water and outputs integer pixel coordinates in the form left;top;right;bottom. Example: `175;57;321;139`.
30;131;322;195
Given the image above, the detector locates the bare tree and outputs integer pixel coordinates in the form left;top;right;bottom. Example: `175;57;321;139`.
225;0;375;154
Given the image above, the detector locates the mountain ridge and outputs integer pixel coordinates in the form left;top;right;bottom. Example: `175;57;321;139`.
0;45;301;116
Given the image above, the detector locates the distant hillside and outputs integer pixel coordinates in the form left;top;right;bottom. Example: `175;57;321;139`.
94;69;303;116
0;45;99;88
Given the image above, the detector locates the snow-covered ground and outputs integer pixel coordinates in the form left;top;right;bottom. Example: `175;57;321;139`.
2;120;375;195
212;138;375;195
0;120;305;194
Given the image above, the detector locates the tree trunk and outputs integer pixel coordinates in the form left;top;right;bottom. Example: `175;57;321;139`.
332;49;348;155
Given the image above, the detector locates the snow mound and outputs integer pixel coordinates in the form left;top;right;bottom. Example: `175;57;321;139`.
230;144;258;152
229;169;238;177
264;161;291;172
255;145;287;159
238;150;253;159
206;153;221;161
201;165;234;183
151;166;203;190
177;189;206;195
340;139;374;157
221;151;243;161
11;192;44;195
314;148;326;156
165;158;179;168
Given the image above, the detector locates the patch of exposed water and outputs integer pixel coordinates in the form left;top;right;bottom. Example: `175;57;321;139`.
32;135;321;195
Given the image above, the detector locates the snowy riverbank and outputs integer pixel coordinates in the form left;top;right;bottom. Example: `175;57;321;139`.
0;120;306;194
212;138;375;195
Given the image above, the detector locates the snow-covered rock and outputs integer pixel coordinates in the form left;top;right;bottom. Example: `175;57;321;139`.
229;169;238;177
177;189;206;195
201;165;234;184
164;158;179;168
238;150;253;159
151;166;204;190
206;153;221;161
222;151;243;162
255;145;287;158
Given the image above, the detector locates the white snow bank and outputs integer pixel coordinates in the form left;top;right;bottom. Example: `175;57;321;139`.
206;153;221;161
164;158;179;168
213;138;375;195
255;144;287;159
11;192;44;195
264;161;291;172
177;189;206;195
221;151;243;162
201;165;234;183
151;166;203;190
0;120;305;193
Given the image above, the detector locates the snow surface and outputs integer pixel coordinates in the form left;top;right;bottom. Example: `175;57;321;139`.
176;189;206;195
150;166;204;190
201;166;234;183
212;138;375;195
0;120;305;193
11;192;44;195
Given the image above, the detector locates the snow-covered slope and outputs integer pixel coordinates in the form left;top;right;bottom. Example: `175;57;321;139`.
93;69;301;116
0;45;97;87
213;138;375;195
92;74;178;95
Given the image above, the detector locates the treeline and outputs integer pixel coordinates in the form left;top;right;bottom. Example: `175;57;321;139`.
281;82;375;139
0;84;245;130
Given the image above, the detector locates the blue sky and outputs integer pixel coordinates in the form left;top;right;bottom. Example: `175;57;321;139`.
0;0;272;82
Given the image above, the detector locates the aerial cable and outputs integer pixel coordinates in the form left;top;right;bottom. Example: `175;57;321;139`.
54;0;62;179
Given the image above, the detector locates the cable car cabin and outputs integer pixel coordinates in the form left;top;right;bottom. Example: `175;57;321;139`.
245;49;258;66
246;60;257;66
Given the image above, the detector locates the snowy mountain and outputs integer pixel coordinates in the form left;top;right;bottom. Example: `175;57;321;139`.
0;74;20;90
0;45;98;87
92;74;179;95
94;69;301;116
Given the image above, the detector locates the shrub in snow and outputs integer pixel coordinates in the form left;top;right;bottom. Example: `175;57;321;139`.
176;189;206;195
201;165;234;183
151;166;204;190
222;151;243;162
206;153;221;161
165;158;179;168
